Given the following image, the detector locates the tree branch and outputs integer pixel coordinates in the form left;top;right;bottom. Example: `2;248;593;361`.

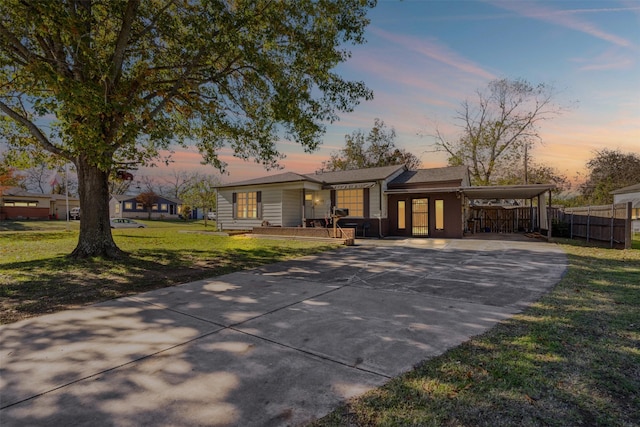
0;99;67;159
110;0;139;88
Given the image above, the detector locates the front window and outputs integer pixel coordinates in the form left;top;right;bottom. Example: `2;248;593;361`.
435;199;444;230
136;203;143;210
398;200;406;229
336;189;364;217
3;201;38;207
237;192;258;218
124;202;133;210
115;204;121;214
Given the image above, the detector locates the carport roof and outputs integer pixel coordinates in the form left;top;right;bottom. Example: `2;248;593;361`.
461;184;555;200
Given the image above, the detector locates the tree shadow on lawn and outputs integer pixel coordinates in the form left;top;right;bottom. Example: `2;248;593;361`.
0;245;333;324
314;249;640;427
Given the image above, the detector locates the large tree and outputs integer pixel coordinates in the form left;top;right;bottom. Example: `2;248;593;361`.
323;118;421;171
159;169;198;200
494;163;569;194
0;0;375;258
435;78;564;185
580;149;640;205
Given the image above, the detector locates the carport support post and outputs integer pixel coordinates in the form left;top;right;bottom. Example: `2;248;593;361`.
529;199;534;232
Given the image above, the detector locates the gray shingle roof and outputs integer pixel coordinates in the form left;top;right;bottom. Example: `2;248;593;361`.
215;165;470;189
217;172;319;188
1;187;48;198
304;164;406;184
389;165;469;186
110;194;182;203
611;182;640;194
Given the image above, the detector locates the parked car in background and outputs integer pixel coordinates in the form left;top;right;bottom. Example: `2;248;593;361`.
70;207;81;220
110;218;146;229
207;211;216;220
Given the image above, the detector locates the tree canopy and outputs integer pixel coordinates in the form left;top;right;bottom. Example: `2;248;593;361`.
0;0;375;258
323;118;421;171
434;78;564;185
580;149;640;205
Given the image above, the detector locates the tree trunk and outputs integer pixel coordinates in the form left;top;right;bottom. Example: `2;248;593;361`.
70;156;125;259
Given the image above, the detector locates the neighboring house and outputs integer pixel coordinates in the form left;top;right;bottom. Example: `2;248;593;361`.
109;194;182;220
0;187;80;220
611;183;640;233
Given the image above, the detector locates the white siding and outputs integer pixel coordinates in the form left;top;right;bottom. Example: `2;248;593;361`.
282;189;302;227
262;189;283;226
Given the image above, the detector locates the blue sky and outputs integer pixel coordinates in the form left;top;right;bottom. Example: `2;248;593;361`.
158;0;640;185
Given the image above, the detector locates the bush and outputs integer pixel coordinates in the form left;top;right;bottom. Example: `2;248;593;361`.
552;219;570;237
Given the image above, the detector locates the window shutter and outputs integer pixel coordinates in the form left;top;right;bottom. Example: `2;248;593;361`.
330;190;335;208
257;191;262;219
232;192;237;219
363;188;370;218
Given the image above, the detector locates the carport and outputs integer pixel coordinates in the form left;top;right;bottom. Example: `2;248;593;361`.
461;184;556;238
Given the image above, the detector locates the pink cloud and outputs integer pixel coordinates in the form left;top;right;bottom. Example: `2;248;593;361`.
370;27;496;81
572;48;635;71
488;1;637;48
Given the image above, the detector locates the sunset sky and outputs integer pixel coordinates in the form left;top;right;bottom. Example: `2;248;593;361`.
147;0;640;185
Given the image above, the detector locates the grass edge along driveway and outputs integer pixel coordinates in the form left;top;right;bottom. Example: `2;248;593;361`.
0;222;342;324
312;242;640;427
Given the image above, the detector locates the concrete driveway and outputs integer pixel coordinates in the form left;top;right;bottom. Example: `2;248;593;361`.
0;238;566;426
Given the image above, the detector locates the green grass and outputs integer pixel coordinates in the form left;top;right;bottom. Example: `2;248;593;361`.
633;232;640;250
313;243;640;427
0;220;341;324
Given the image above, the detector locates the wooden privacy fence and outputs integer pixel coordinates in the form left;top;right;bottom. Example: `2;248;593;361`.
469;206;536;234
552;202;632;249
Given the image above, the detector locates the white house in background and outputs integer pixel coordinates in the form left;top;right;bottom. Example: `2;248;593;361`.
611;183;640;232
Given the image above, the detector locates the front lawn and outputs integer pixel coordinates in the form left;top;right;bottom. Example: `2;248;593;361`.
313;243;640;426
0;221;340;324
